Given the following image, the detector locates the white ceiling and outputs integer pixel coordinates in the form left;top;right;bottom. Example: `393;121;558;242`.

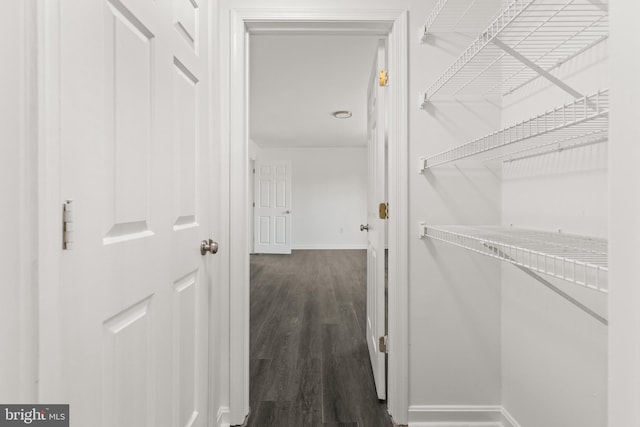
249;34;380;148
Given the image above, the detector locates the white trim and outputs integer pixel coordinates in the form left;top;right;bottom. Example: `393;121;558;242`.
18;0;39;402
408;406;520;427
245;20;391;36
291;244;368;250
216;406;230;427
410;423;503;427
37;0;64;402
224;6;409;426
228;9;251;425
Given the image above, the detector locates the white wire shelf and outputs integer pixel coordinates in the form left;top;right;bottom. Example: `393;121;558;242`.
420;0;503;42
421;0;609;102
420;224;608;293
419;89;608;170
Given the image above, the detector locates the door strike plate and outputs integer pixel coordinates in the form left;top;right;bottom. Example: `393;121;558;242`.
379;70;388;87
379;202;388;220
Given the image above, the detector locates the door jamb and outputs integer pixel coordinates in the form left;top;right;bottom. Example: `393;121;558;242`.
223;7;409;426
13;0;40;402
37;0;65;400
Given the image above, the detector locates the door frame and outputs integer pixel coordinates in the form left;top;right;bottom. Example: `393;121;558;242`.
5;0;40;402
38;0;65;399
222;7;409;425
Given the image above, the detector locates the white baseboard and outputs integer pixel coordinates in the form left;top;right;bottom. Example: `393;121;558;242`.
410;424;503;427
217;406;230;427
292;244;367;250
408;405;520;427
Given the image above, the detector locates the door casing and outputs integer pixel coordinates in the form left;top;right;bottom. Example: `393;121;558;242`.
221;7;409;426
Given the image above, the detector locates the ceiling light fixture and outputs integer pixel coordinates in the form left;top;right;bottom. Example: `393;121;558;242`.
333;110;352;119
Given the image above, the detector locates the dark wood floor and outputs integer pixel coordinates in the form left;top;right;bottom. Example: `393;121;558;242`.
247;250;393;427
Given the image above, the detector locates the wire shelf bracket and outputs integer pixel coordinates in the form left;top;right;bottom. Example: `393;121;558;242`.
419;89;608;170
420;0;450;42
420;0;609;105
491;38;582;99
419;224;608;293
586;0;608;12
489;244;607;325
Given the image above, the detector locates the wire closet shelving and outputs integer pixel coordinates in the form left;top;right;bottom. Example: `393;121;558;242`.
418;0;610;293
420;0;609;104
420;0;503;41
419;88;608;170
420;225;608;293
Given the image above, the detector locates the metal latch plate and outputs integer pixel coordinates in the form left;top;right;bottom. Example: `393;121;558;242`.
379;202;388;220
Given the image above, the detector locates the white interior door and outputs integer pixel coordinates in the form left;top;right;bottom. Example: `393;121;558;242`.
366;40;387;400
50;0;213;425
254;160;292;254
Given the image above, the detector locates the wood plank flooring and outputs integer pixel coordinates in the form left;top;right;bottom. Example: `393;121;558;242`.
247;250;393;427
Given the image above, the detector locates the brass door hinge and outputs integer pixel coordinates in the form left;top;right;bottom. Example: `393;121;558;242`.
379;335;388;353
379;202;389;220
379;70;388;87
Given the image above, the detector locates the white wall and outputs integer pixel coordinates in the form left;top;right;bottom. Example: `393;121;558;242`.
0;0;38;403
257;147;368;250
499;34;609;427
609;1;640;426
410;35;504;427
248;139;261;160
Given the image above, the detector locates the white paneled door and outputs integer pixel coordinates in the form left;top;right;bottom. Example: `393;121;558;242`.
51;0;213;426
366;40;387;400
254;161;292;254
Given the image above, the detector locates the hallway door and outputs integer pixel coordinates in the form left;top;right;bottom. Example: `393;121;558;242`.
254;160;293;254
45;0;214;426
366;40;387;400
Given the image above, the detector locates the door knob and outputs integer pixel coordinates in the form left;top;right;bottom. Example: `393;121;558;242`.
360;224;369;231
284;210;291;214
200;239;219;255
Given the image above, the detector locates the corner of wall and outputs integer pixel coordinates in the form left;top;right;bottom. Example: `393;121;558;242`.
499;407;521;427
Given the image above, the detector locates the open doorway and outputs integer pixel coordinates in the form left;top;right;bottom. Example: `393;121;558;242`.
249;34;376;253
246;33;388;425
222;9;409;426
